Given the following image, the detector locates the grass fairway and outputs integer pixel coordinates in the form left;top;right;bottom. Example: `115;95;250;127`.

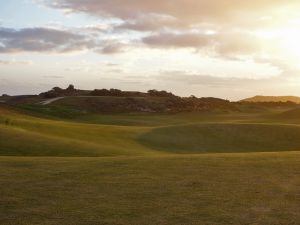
1;153;300;225
1;104;300;224
139;123;300;153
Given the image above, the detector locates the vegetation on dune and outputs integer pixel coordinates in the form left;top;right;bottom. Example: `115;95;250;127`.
24;95;237;115
39;84;89;98
34;85;238;114
241;95;300;103
40;85;177;99
5;86;299;116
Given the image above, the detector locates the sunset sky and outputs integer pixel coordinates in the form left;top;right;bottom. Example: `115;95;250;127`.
1;0;300;100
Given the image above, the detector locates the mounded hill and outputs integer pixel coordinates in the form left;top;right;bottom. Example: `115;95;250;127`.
275;107;300;120
241;95;300;103
3;103;300;157
139;123;300;153
4;85;238;115
3;85;299;116
14;96;238;121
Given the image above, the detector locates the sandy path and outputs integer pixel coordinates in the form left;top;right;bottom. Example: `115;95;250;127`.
40;97;65;105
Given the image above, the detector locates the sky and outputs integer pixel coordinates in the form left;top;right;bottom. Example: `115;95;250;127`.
1;0;300;100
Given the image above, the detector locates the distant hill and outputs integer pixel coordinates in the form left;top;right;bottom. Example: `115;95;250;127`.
241;95;300;103
18;96;237;116
3;85;300;115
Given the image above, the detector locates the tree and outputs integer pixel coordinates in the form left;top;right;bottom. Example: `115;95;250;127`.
52;87;63;92
109;88;122;96
66;84;75;91
147;89;175;97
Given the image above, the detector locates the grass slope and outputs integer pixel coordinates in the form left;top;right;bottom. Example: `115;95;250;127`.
275;107;300;120
0;105;159;157
139;123;300;153
2;104;300;156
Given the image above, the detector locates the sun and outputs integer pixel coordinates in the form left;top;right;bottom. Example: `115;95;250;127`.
281;29;300;59
257;27;300;67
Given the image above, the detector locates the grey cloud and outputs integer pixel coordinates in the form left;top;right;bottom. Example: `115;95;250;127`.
99;43;125;54
117;15;183;32
141;30;263;59
42;0;294;27
143;32;212;48
39;0;299;63
37;0;300;66
0;27;92;53
214;32;262;57
0;27;130;55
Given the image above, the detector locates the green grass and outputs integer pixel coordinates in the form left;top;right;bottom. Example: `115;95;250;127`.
139;123;300;153
19;104;87;119
2;104;300;224
0;105;162;157
15;103;276;126
273;107;300;121
1;153;300;225
0;125;156;157
2;104;300;156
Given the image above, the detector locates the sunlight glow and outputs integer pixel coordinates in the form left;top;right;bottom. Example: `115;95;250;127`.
281;29;300;58
255;26;300;64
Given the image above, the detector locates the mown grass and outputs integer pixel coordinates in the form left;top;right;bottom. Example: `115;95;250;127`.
2;104;300;156
1;152;300;225
139;123;300;153
0;105;159;157
2;104;300;224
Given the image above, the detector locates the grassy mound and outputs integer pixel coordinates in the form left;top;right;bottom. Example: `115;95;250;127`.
139;123;300;153
3;103;299;156
0;125;104;157
0;123;158;157
0;105;160;157
275;107;300;120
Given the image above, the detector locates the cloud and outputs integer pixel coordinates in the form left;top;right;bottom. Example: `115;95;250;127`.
107;68;124;73
0;27;130;55
38;0;300;61
142;32;212;48
41;0;296;24
43;75;64;79
141;30;262;59
106;63;120;67
97;42;125;54
116;15;183;31
0;59;33;65
157;70;273;87
0;27;93;53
